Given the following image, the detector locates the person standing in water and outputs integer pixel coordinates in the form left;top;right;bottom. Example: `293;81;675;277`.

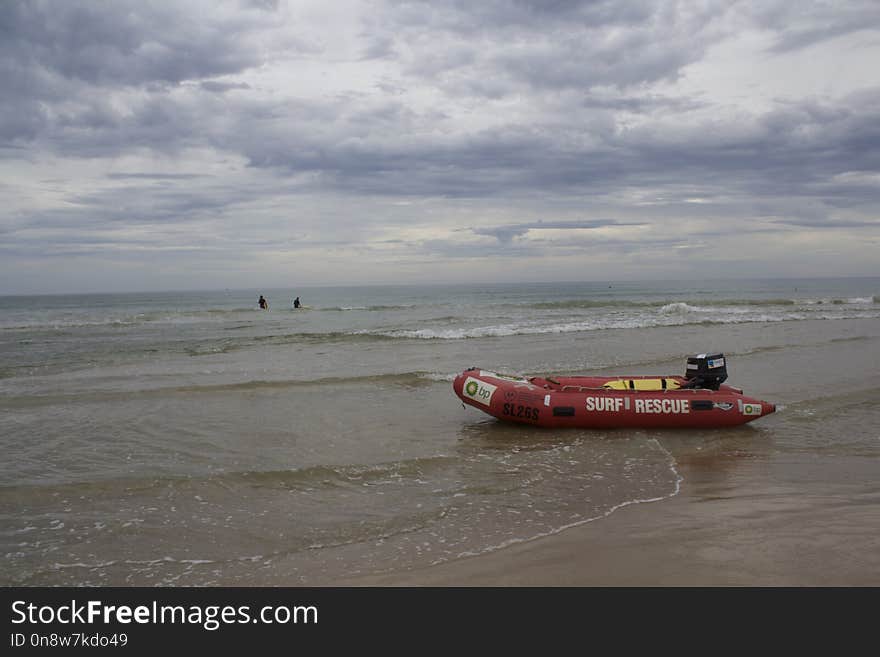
258;295;269;310
293;296;301;309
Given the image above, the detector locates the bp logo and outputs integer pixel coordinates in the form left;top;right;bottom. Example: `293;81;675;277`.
743;403;762;415
463;377;497;406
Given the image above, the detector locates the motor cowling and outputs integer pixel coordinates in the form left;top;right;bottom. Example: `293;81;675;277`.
683;353;728;390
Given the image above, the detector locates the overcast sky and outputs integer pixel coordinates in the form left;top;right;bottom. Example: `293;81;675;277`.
2;0;879;294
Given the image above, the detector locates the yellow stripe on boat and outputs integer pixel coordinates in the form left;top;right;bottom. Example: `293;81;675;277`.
601;378;681;391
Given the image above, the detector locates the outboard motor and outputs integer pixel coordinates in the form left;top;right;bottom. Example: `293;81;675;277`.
683;353;728;390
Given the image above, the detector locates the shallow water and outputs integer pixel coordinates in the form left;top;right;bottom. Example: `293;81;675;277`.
1;278;878;585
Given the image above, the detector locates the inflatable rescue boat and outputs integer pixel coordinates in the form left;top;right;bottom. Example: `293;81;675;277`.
453;353;775;429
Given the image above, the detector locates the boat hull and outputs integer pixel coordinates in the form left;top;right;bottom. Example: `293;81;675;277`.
453;368;775;429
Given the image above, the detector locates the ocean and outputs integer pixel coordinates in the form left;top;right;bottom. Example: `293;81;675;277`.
1;277;879;585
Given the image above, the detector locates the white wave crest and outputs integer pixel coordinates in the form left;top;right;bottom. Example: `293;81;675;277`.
659;302;702;314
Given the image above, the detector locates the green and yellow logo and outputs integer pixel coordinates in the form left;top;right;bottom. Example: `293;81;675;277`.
462;376;497;406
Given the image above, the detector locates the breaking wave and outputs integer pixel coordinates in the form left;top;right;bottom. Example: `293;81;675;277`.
365;308;880;341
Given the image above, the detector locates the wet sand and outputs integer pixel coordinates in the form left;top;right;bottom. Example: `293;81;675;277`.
344;450;880;586
341;320;880;587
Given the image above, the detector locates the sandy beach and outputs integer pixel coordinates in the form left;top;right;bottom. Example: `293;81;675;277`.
346;448;880;586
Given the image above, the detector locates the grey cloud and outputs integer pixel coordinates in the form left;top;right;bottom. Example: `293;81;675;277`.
16;182;246;234
1;0;878;293
234;87;880;207
107;173;208;181
386;0;656;34
243;0;280;10
9;0;875;206
490;33;693;90
0;0;297;148
757;1;880;53
472;219;645;243
417;231;698;260
770;218;879;229
386;0;728;94
199;81;253;93
619;92;880;190
580;93;706;113
0;1;265;88
359;35;397;61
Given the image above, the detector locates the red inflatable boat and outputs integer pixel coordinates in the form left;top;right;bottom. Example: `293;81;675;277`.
453;354;775;429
